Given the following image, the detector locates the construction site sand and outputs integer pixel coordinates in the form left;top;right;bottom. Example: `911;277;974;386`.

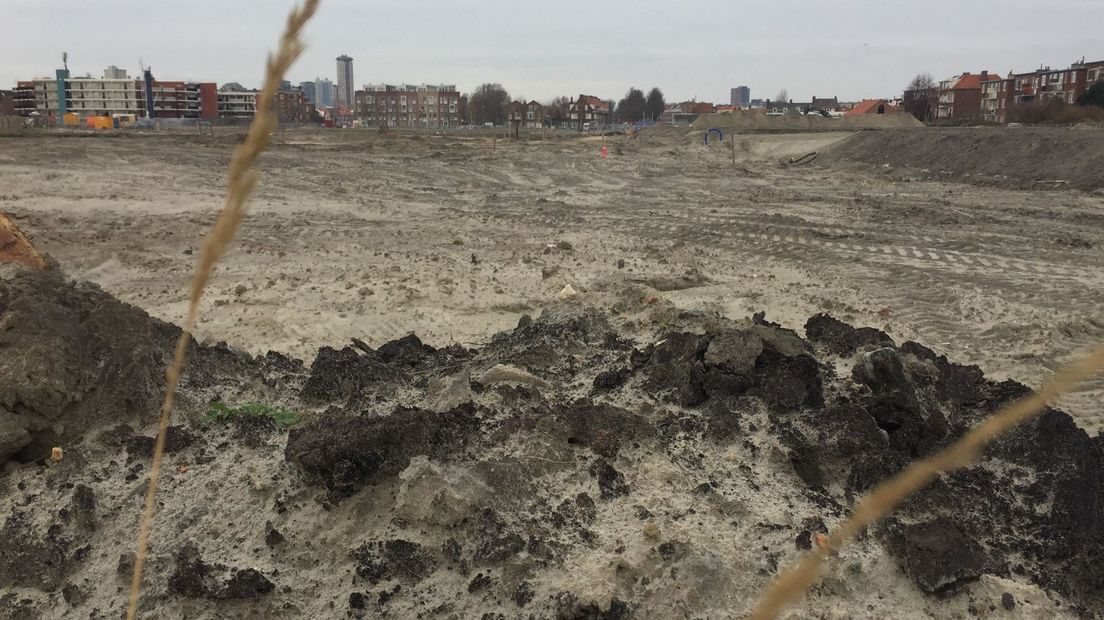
826;126;1104;192
1;127;1103;619
692;110;923;131
0;126;1101;437
2;266;1099;619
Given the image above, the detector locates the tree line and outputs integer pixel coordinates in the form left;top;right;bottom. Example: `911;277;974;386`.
462;83;668;125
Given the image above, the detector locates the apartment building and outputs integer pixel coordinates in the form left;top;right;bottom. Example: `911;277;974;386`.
274;89;309;122
141;80;218;119
980;76;1015;123
730;86;750;108
217;90;258;118
335;55;354;107
0;90;14;116
936;72;987;121
14;68;218;121
1085;60;1104;85
355;84;461;128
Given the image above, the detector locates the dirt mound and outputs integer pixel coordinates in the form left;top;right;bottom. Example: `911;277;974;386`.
1;278;1101;618
826;126;1104;191
0;266;298;464
691;110;922;132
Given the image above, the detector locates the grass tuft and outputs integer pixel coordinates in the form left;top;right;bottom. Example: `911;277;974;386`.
204;402;299;427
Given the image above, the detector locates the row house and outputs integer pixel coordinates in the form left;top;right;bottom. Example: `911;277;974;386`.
355;84;461;128
811;96;840;113
507;100;545;128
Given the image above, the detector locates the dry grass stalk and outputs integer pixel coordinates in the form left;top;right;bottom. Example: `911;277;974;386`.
748;343;1104;620
125;1;320;617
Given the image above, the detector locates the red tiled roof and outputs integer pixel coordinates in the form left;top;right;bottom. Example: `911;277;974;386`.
844;99;895;116
952;73;986;90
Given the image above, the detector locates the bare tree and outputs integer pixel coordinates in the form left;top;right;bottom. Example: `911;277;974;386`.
907;73;936;92
775;89;789;104
545;96;572;124
904;73;937;122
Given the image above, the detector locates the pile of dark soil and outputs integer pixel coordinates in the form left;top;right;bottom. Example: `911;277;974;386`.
826;127;1104;192
1;266;1101;618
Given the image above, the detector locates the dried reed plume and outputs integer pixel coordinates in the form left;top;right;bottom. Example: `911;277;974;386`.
748;343;1104;620
125;1;320;617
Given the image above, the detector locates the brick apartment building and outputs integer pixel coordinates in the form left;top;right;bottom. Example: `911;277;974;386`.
981;76;1015;123
274;89;309;122
141;80;218;119
0;90;14;116
355;84;461;128
909;57;1104;125
1012;60;1104;107
936;72;989;122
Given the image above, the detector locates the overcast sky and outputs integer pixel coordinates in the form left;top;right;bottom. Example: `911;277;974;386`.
5;0;1101;103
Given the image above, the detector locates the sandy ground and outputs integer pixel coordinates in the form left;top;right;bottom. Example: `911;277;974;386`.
1;127;1102;435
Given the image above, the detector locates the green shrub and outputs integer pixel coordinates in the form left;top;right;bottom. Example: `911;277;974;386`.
204;402;299;427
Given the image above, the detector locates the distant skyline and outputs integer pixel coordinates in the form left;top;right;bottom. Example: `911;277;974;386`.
4;0;1102;104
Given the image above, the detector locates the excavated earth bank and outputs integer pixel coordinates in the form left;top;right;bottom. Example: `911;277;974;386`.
1;265;1102;619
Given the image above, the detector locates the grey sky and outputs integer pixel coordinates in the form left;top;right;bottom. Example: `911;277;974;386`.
5;0;1102;103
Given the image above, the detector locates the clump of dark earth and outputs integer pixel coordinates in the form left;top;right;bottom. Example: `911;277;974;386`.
555;592;632;619
126;425;198;459
592;367;630;392
805;313;895;356
0;512;78;591
554;399;651;457
168;542;274;599
352;539;435;584
285;403;481;496
3;268;1104;617
300;345;408;404
471;509;526;565
881;517;987;595
590;459;630;500
636;325;822;412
